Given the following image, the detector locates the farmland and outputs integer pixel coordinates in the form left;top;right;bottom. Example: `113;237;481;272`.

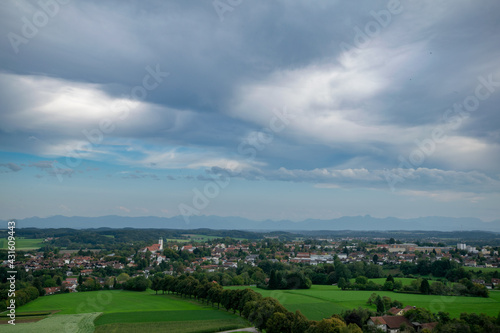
181;234;248;242
0;312;100;333
464;266;500;273
348;277;415;286
0;237;44;250
13;290;249;333
227;285;500;320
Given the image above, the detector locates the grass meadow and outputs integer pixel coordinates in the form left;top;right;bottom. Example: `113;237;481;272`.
348;277;415;286
227;285;500;320
0;312;100;333
0;237;44;250
13;290;249;333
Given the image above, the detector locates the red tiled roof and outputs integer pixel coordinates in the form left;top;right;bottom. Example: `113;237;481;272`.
370;316;411;329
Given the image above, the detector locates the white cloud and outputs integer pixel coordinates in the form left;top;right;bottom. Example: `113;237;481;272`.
400;190;485;203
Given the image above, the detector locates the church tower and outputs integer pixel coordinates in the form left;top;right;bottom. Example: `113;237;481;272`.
159;238;163;250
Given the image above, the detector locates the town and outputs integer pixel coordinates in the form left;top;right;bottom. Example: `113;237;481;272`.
2;228;500;332
2;229;499;294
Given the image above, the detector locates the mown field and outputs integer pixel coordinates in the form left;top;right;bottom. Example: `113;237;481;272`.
0;312;100;333
14;290;249;333
0;237;44;250
227;285;500;320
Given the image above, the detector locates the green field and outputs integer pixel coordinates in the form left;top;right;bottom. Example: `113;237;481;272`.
0;237;44;250
95;309;242;325
17;290;202;314
349;277;415;286
227;285;500;320
165;238;190;243
0;312;100;333
182;234;247;242
94;319;245;333
14;290;249;332
464;266;500;272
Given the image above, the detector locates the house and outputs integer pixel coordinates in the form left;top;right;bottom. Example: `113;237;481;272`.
368;316;412;333
402;305;416;313
65;277;78;285
413;322;438;332
44;286;61;295
181;245;196;253
140;238;164;253
388;307;404;316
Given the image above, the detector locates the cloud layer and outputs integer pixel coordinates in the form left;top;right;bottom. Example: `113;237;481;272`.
1;0;499;220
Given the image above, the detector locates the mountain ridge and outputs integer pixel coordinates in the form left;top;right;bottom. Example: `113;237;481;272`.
2;215;500;232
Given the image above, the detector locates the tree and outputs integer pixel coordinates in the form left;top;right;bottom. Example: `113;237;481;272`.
342;307;375;328
221;289;234;312
78;274;83;285
367;293;378;306
116;272;130;283
386;274;395;283
338;277;348;290
151;276;162;294
307;317;346;333
267;312;292;333
372;254;379;264
355;276;368;286
292;310;310;333
125;276;151;291
269;270;278;289
208;283;223;308
346;323;363;333
238;289;261;316
162;275;174;294
383;281;394;291
430;281;448;295
391;299;403;309
248;297;287;331
375;295;385;314
33;278;45;296
420;278;430;295
404;308;436;323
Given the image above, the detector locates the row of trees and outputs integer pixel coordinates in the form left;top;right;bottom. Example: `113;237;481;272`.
150;274;362;332
257;259;384;286
267;270;312;290
338;274;488;298
366;293;403;314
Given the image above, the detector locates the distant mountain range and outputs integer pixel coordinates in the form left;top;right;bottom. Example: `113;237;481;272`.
2;215;500;232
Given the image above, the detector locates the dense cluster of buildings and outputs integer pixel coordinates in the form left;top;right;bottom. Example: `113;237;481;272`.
3;237;499;296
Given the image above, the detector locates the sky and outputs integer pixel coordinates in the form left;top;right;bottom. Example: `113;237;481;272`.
0;0;499;222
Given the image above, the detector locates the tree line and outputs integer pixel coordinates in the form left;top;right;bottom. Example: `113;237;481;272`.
150;274;362;332
338;274;489;298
